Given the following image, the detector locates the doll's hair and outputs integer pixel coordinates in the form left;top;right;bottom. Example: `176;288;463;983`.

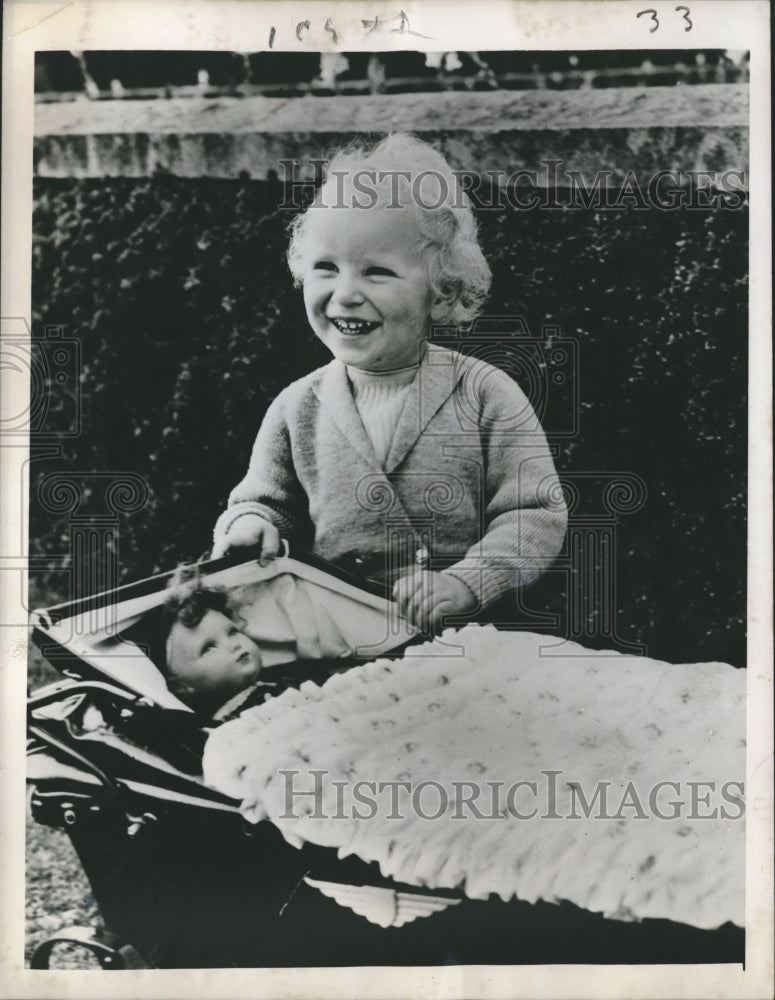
286;132;492;325
164;587;229;637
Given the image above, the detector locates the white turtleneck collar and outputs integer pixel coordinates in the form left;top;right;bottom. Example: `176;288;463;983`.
345;361;421;388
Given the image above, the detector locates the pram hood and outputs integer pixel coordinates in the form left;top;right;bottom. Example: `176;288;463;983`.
29;551;416;821
31;551;416;711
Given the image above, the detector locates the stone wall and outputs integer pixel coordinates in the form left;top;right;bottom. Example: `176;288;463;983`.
34;84;749;183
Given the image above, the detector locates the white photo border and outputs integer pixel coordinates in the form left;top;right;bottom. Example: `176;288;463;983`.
1;2;771;997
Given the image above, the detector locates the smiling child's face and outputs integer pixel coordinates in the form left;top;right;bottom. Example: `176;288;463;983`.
167;610;262;704
301;192;444;372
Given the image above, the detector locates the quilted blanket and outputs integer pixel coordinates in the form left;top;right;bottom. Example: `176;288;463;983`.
203;626;745;930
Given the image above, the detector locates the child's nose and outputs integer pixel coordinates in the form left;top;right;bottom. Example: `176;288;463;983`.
330;272;365;307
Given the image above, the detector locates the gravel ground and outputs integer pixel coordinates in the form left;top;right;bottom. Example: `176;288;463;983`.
26;639;102;970
25;807;102;969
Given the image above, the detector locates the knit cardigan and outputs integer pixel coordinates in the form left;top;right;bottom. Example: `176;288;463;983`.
214;346;567;608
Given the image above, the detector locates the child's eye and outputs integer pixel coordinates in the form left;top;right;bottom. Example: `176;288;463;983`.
312;259;337;272
365;266;397;277
200;641;215;655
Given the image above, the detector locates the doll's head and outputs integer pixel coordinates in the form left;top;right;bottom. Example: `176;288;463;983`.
287;133;491;371
162;584;262;714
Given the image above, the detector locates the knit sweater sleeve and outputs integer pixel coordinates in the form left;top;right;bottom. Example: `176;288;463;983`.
212;391;311;550
442;369;568;607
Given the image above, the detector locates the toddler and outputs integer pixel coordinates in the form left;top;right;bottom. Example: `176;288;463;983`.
213;134;567;631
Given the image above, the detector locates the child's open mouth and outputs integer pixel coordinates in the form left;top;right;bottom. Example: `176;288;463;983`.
329;317;380;336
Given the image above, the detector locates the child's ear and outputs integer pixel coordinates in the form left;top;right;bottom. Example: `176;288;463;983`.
430;294;453;323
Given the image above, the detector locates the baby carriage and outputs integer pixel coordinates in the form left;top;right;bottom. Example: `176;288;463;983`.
27;551;744;969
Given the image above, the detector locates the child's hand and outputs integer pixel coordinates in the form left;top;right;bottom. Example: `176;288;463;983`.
211;513;281;565
393;571;476;633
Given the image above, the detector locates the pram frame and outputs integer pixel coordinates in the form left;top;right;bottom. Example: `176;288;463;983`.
26;552;745;969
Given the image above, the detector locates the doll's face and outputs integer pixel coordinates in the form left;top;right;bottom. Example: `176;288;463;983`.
166;610;262;704
300;192;445;372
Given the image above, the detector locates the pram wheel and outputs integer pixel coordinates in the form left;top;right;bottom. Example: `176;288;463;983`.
30;926;151;969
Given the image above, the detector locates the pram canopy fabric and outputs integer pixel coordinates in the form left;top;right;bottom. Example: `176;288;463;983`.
32;552;417;710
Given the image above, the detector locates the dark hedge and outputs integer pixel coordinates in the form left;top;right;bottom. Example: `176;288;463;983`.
30;176;747;666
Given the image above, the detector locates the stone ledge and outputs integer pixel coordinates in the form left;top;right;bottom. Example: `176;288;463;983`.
34;85;749;182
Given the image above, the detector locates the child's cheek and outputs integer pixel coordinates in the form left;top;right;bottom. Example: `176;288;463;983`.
302;280;322;321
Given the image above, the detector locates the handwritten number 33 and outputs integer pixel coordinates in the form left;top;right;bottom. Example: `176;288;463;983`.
637;7;693;32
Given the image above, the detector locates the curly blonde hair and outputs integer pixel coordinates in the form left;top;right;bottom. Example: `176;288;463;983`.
287;133;491;325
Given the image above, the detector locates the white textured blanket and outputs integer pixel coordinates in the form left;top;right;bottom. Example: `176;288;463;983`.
203;626;745;930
